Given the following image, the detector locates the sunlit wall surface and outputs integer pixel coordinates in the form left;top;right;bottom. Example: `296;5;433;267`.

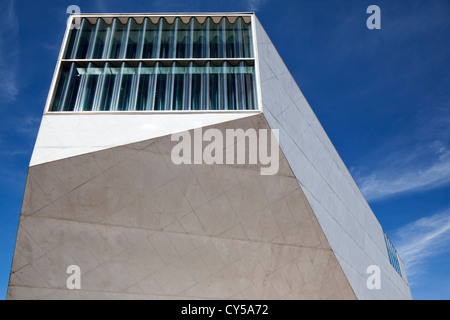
49;16;257;112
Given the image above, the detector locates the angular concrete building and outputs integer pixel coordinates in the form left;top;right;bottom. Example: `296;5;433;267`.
8;13;411;300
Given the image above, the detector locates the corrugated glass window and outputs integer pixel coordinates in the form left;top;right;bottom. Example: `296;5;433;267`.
50;61;256;112
51;15;257;112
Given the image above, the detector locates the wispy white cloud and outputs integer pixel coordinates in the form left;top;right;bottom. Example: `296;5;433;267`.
0;0;19;103
393;209;450;279
0;115;40;158
43;43;61;52
356;105;450;202
359;146;450;201
15;116;41;138
0;148;28;157
245;0;268;11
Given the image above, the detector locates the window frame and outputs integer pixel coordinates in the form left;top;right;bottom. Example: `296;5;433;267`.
44;13;262;115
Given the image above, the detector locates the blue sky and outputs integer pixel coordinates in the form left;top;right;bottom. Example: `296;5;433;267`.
0;0;449;300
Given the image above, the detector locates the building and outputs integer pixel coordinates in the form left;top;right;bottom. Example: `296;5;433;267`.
7;12;412;300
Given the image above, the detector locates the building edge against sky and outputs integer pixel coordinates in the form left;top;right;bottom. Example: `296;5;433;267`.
7;12;411;300
253;15;410;299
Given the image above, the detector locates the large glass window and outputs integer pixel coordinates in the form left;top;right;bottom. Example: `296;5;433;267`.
50;61;256;112
53;15;257;112
65;16;253;60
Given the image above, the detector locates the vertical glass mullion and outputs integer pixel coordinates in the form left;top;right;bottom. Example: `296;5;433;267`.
97;62;117;111
64;25;79;59
205;18;211;58
102;19;114;59
204;62;210;110
184;64;191;110
86;20;101;59
232;64;238;111
141;18;150;58
119;19;131;59
65;64;82;111
192;18;206;58
73;63;90;111
225;18;235;58
243;20;254;58
189;19;195;58
199;18;205;58
164;63;174;110
154;62;165;111
89;65;103;111
69;18;86;59
220;18;227;58
92;19;108;59
136;19;146;59
190;62;201;111
156;19;164;58
233;62;243;110
219;63;227;110
168;19;176;58
117;63;135;111
159;18;167;58
127;63;140;111
155;18;162;58
209;64;218;110
142;18;158;59
109;19;126;59
124;19;134;59
126;18;142;59
171;63;182;111
171;18;179;59
50;65;68;111
249;65;257;110
243;63;256;110
80;63;101;111
209;19;218;58
238;61;246;110
176;19;189;58
110;63;124;111
236;17;243;58
146;64;157;111
92;64;106;111
199;63;205;110
175;19;182;58
226;62;235;110
135;63;153;111
64;64;82;112
186;19;192;58
106;18;117;58
134;63;146;111
214;64;221;110
59;63;75;110
50;66;69;112
77;20;95;59
78;63;91;111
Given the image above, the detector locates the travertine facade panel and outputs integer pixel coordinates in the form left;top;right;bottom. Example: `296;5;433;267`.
8;114;355;300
